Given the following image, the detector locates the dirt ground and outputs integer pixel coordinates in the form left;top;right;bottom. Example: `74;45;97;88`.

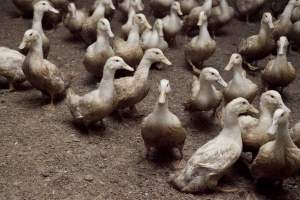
1;0;300;200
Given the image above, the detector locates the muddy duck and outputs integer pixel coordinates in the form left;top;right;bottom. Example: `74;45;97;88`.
121;0;146;38
240;90;289;155
224;53;258;104
83;18;115;78
141;19;169;51
262;36;296;92
238;12;276;71
19;29;70;107
208;0;234;35
249;108;300;186
20;1;59;59
169;98;258;193
113;48;171;114
67;56;133;129
179;0;199;15
185;11;216;74
81;0;115;45
141;79;187;160
119;0;144;15
273;0;300;40
183;0;213;34
114;14;151;67
162;1;183;45
150;0;174;18
63;2;88;37
236;0;265;23
185;67;227;117
0;47;26;92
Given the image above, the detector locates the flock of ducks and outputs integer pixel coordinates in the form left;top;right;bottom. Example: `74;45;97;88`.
2;0;300;194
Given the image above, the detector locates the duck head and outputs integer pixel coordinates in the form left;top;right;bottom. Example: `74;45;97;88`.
131;0;144;11
261;12;274;29
134;14;152;29
144;48;172;65
197;11;208;26
19;29;41;50
277;36;289;56
260;90;290;113
226;97;259;116
34;0;59;14
67;2;76;15
171;1;183;16
224;53;243;71
158;79;171;104
201;67;228;87
289;0;300;7
105;56;134;72
267;108;290;135
101;0;116;10
97;18;114;38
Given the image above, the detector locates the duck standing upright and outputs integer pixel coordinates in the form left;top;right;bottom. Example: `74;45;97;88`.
224;53;258;104
20;1;59;58
249;108;300;185
169;98;258;193
262;36;296;92
81;0;115;44
19;29;70;107
83;18;115;78
141;79;186;159
113;48;171;114
67;57;133;129
238;12;275;70
185;11;216;74
119;0;144;15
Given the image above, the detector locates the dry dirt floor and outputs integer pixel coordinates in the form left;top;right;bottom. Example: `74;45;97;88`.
1;0;300;200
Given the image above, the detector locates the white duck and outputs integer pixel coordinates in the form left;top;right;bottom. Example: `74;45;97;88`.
169;98;258;193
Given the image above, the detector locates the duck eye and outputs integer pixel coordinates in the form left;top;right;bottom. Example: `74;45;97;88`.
42;2;46;5
29;33;33;36
270;95;274;98
115;60;120;62
281;113;284;117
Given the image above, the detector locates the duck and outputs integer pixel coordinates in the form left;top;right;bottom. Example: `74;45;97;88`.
141;19;169;51
121;0;145;38
291;123;300;147
238;12;276;71
185;67;227;117
183;0;213;34
63;2;88;37
150;0;174;18
19;29;70;107
113;48;172;114
83;18;115;78
169;98;258;193
20;1;59;59
223;53;258;104
114;14;151;67
208;0;234;35
290;20;300;46
119;0;144;15
141;79;187;160
67;56;133;129
185;11;216;74
91;0;116;18
291;6;300;22
81;0;115;45
0;47;26;92
273;0;300;40
162;1;183;45
235;0;265;23
240;90;290;155
249;108;300;185
262;36;296;92
179;0;199;15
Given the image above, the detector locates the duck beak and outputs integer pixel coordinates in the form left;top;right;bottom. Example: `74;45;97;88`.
280;102;291;113
158;90;167;104
106;27;114;38
267;119;278;135
18;38;27;50
247;104;259;114
122;64;134;72
197;17;204;26
49;6;59;14
177;7;183;16
224;60;234;71
110;1;116;10
138;2;144;11
217;77;227;87
145;20;152;29
161;56;172;66
278;40;286;55
268;20;274;29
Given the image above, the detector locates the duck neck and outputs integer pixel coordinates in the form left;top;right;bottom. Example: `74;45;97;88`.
220;0;229;12
281;3;295;20
259;22;272;40
28;38;44;59
274;121;294;147
153;100;169;116
32;9;45;34
203;0;212;15
198;21;211;41
199;77;214;96
258;104;274;129
275;53;288;63
96;29;110;46
223;110;240;135
134;57;153;81
232;64;246;82
98;67;116;96
91;3;105;20
70;8;77;18
170;8;179;18
127;23;140;44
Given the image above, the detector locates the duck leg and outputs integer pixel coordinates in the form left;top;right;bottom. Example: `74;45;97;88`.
187;58;201;75
43;94;55;111
0;82;16;94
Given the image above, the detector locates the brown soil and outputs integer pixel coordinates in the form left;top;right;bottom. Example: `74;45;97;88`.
1;1;300;200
